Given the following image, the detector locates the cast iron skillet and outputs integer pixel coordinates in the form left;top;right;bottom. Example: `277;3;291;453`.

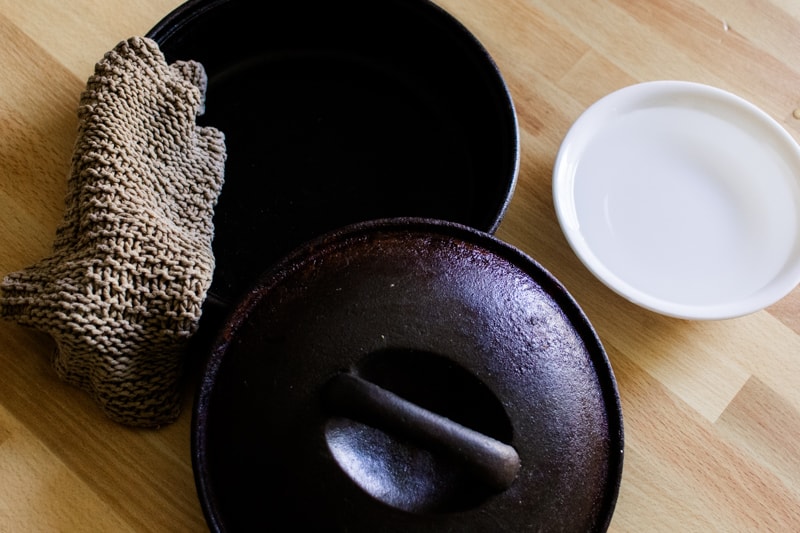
194;217;624;532
147;0;520;314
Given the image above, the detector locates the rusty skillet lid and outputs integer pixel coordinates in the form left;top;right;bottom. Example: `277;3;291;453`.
193;218;624;532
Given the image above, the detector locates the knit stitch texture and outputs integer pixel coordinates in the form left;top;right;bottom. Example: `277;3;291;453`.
0;36;226;427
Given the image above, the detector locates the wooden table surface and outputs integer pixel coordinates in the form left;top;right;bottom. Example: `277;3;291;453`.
2;0;799;531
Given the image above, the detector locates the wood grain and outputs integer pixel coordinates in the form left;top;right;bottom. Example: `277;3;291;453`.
1;0;799;530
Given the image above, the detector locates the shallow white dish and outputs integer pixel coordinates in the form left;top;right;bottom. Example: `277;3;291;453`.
553;80;800;320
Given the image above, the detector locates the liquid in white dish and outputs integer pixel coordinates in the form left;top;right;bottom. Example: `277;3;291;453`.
572;105;798;306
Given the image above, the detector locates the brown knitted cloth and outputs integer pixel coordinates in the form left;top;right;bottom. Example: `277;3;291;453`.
0;37;226;427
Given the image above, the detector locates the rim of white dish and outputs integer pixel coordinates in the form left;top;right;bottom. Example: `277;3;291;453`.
553;80;800;320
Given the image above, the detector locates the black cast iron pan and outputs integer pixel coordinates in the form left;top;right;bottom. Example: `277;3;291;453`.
147;0;520;316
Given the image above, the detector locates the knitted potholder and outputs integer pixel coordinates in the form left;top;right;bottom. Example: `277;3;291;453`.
0;36;226;427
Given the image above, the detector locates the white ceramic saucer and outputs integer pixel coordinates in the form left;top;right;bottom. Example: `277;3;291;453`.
553;81;800;320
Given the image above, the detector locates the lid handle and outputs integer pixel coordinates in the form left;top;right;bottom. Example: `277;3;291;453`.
325;373;520;491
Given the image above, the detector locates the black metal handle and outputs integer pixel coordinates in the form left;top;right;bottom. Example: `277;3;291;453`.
325;373;520;491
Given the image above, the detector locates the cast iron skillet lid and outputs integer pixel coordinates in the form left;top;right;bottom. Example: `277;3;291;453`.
194;218;624;532
147;0;519;313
